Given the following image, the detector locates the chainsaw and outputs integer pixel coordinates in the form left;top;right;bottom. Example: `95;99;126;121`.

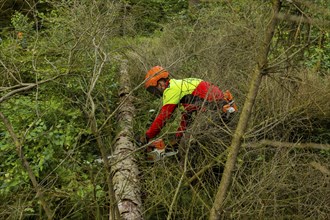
95;138;179;164
138;138;179;162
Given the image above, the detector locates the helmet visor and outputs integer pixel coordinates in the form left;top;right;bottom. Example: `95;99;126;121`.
146;86;162;98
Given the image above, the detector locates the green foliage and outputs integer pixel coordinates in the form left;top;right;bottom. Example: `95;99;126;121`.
0;93;86;192
304;32;330;72
1;1;120;218
11;11;34;33
0;0;329;219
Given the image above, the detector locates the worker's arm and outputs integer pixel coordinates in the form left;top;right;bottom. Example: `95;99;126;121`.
145;104;177;140
175;110;195;139
175;112;188;139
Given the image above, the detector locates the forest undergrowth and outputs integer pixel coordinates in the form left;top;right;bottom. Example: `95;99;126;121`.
0;0;329;219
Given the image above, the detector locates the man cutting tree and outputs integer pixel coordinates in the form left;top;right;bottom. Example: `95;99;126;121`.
140;66;237;161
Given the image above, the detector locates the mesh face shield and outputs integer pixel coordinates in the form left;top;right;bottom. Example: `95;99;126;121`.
146;86;162;98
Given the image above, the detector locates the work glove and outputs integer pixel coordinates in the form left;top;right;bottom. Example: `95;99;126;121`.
221;90;238;115
223;90;234;102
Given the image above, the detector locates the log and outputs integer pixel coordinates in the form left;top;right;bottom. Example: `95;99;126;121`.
111;59;143;220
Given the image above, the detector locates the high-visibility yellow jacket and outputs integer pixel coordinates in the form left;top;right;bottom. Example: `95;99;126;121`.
146;78;224;139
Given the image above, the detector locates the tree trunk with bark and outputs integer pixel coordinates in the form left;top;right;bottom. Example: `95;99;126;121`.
209;1;282;219
111;59;143;220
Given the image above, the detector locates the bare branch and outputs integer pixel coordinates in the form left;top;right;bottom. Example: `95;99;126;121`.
83;38;120;220
209;1;282;219
310;161;330;176
245;139;330;151
0;74;68;104
276;12;330;29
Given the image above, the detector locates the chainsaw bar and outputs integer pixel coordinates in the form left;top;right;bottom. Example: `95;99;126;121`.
146;149;179;162
163;150;179;157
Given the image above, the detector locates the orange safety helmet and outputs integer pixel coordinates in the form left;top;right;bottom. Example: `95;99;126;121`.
144;66;169;89
17;32;23;39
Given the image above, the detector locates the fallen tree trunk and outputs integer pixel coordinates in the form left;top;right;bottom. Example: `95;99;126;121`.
111;59;143;220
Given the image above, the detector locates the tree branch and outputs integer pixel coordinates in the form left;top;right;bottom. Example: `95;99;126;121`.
209;1;282;219
0;74;68;104
83;38;120;220
0;111;53;219
276;12;330;29
244;139;330;151
310;161;330;176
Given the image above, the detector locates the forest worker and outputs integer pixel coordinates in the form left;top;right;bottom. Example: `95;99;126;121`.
17;31;27;49
17;31;23;39
140;66;237;156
